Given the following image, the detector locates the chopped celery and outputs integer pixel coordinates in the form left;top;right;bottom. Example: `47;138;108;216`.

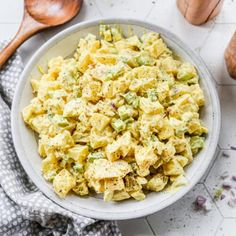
123;92;137;104
136;52;155;66
73;163;84;173
111;119;126;133
88;152;105;163
124;117;134;124
123;93;139;108
147;89;158;102
118;105;135;120
177;62;197;81
190;136;205;155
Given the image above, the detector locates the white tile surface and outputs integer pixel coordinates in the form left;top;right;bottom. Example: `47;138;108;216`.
146;0;214;51
205;150;236;217
147;184;222;236
118;219;154;236
1;0;236;235
0;0;23;23
215;0;236;23
0;24;19;42
200;24;236;85
217;85;236;149
94;0;155;18
216;219;236;236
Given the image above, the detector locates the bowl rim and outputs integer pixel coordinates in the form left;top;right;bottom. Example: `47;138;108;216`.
11;18;221;220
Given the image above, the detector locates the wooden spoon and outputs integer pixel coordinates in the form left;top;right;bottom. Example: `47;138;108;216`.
177;0;224;25
0;0;83;68
225;32;236;79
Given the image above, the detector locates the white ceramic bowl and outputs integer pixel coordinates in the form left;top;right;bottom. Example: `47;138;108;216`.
11;19;220;220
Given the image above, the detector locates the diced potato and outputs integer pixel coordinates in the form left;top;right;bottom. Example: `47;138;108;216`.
77;50;92;73
53;169;76;198
147;38;170;58
22;25;207;202
146;173;168;192
162;141;176;162
124;175;141;192
42;153;60;181
106;132;132;161
163;159;184;176
139;97;164;114
30;114;51;134
130;190;145;201
111;119;126;133
157;118;175;140
85;159;132;180
87;151;105;163
63;98;87;117
190;84;205;107
37;81;61;101
93;53;117;65
51;130;74;150
118;105;136;120
161;57;179;74
67;145;89;162
135;146;158;176
132;65;159;79
30;79;40;92
174;155;189;167
90;113;110;131
112;190;130;201
73;180;89;196
177;62;197;81
170;175;188;189
190;136;205;155
82;80;102;103
104;189;114;202
90;129;108;149
38;135;50;157
141;32;160;47
105;178;125;192
22;97;45;124
101;81;114;98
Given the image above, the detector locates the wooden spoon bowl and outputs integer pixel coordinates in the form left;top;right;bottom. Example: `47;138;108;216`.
0;0;83;68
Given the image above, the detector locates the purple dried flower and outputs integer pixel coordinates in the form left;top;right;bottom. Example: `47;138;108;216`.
110;102;117;110
220;194;226;200
222;182;232;190
195;195;207;208
232;176;236;181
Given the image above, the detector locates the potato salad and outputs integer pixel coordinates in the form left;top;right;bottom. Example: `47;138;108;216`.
22;25;207;202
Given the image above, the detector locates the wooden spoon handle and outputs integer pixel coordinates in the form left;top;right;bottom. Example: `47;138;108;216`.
225;32;236;79
0;9;46;69
177;0;224;25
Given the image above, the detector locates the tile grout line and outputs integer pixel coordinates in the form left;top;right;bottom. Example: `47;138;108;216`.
214;217;224;236
203;182;225;218
0;22;21;24
145;217;156;236
198;21;217;54
92;0;104;17
214;22;236;25
144;0;159;20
